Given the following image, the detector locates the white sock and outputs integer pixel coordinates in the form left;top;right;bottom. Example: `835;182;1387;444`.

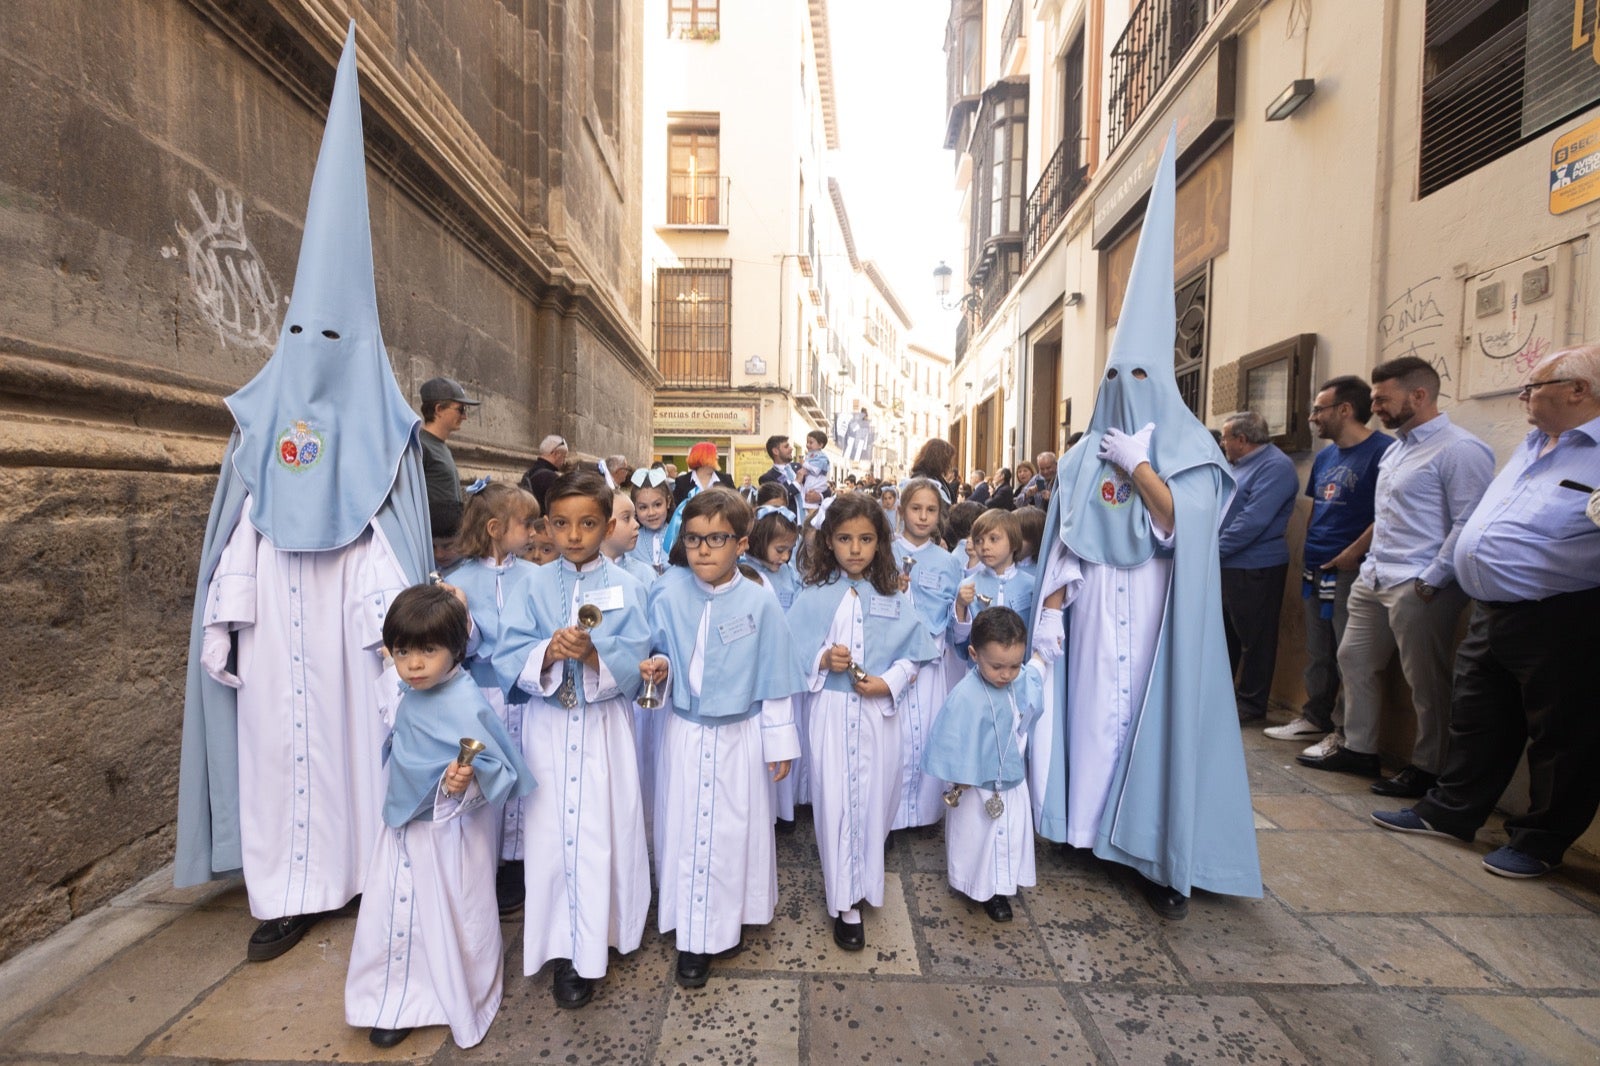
839;907;861;924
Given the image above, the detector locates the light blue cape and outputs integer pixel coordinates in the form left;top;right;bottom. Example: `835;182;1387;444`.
922;663;1043;790
787;577;937;692
1034;128;1260;898
174;26;434;886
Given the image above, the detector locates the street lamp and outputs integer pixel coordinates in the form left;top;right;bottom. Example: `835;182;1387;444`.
933;261;980;314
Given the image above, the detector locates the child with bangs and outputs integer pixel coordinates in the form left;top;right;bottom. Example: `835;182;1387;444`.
492;470;651;1011
640;488;805;989
890;477;965;832
627;466;675;575
954;509;1036;658
442;481;540;915
787;494;937;952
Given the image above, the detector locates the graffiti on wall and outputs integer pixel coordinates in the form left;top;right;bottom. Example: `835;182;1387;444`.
1378;276;1455;400
168;187;282;350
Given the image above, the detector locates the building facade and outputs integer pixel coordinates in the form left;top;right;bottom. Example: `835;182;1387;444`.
0;0;652;961
943;0;1597;731
643;0;947;483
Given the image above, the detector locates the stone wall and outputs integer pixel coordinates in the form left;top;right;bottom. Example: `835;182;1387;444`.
0;0;654;961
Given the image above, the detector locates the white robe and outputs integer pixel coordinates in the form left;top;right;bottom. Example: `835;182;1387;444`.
455;557;527;861
202;510;406;920
804;594;916;917
344;779;503;1048
943;689;1035;901
893;587;949;830
513;603;650;980
1029;526;1172;847
654;578;801;953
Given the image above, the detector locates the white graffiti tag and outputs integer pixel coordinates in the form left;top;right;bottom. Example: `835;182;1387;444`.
175;187;281;350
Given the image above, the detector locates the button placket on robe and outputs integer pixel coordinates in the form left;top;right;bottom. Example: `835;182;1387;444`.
287;552;312;898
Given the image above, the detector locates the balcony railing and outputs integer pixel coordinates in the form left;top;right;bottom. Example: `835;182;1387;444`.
666;174;730;227
1002;0;1024;62
1107;0;1216;152
1024;139;1089;265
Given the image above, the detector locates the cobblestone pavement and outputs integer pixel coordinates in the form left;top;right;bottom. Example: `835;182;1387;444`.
5;726;1600;1065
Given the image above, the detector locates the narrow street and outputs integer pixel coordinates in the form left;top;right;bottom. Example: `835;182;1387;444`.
4;726;1598;1065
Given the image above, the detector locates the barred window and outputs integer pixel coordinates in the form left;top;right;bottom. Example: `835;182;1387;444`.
655;260;731;387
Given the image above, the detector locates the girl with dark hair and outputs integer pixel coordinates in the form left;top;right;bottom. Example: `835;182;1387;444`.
909;437;960;505
787;494;937;952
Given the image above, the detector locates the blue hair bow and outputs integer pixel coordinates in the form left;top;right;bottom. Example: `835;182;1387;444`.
755;503;798;527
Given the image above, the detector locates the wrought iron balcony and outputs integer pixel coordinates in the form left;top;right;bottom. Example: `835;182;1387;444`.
1024;139;1089;265
1107;0;1217;152
665;174;731;228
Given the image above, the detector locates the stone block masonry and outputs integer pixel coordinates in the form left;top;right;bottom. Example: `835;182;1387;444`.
0;0;653;960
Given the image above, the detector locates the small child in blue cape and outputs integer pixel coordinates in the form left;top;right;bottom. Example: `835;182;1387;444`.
952;509;1036;658
921;607;1052;924
798;429;832;516
491;470;651;1010
788;493;937;953
442;481;540;916
345;584;535;1049
640;488;805;989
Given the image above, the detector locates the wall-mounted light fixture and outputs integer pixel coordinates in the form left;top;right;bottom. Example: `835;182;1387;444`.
1064;291;1083;307
934;261;981;314
1265;79;1315;121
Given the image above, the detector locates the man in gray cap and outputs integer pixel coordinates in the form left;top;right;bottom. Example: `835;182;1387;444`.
419;376;480;542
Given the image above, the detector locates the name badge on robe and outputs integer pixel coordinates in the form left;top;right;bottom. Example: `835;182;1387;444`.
582;586;625;612
869;595;901;619
717;613;757;644
916;570;945;593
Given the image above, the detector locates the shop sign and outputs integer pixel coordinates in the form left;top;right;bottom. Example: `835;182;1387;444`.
652;403;756;434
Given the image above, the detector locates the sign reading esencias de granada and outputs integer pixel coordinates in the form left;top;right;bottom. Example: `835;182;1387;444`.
653;404;756;434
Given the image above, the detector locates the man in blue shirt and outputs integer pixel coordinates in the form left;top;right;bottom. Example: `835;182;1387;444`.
1263;377;1392;744
1374;346;1600;878
1217;411;1299;722
1301;357;1493;796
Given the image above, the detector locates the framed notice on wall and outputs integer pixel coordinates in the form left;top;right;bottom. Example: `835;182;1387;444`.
1235;334;1315;454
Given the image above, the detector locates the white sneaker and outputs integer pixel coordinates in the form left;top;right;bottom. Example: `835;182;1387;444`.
1263;716;1330;741
1299;733;1344;759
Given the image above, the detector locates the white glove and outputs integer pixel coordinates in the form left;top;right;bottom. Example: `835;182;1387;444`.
1032;607;1064;664
1098;423;1155;474
201;624;242;689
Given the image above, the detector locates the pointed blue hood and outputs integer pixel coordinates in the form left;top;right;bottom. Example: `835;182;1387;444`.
1053;126;1228;567
224;22;420;551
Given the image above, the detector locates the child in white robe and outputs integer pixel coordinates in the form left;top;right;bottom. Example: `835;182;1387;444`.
641;489;805;988
952;509;1037;658
890;478;963;832
922;607;1052;924
743;490;806;828
443;482;539;915
346;584;534;1049
787;494;937;952
492;470;651;1010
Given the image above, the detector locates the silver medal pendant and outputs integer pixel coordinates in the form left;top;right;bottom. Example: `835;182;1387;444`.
556;665;578;709
984;792;1005;819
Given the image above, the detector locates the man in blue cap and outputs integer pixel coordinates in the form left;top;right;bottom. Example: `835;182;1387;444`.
175;24;433;960
1029;130;1260;920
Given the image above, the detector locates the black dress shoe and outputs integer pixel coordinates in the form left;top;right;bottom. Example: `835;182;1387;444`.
368;1027;412;1048
552;960;595;1008
247;913;320;962
1296;745;1381;776
982;894;1013;923
832;915;865;952
496;860;526;917
774;817;797;835
1370;765;1438;798
675;950;711;988
1139;878;1189;921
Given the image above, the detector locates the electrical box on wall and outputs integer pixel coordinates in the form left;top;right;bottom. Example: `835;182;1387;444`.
1461;240;1584;398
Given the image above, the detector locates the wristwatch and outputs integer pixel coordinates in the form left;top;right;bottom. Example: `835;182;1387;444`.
1413;578;1436;599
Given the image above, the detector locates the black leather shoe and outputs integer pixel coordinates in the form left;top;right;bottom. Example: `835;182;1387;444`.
1139;878;1189;921
675;950;711;988
982;894;1013;923
368;1027;412;1048
833;915;865;952
247;913;319;962
496;860;526;917
774;817;797;835
1370;765;1438;798
552;960;595;1008
1296;745;1381;776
